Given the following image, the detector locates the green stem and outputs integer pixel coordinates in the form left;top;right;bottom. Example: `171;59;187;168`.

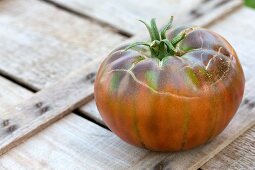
162;39;176;54
171;32;185;46
138;20;156;41
158;41;167;60
150;18;161;40
125;17;186;60
125;42;151;51
160;16;173;39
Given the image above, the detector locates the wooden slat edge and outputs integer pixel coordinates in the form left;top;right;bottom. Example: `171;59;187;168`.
190;0;243;27
47;0;242;35
190;114;255;169
0;60;98;155
195;121;255;170
201;125;255;169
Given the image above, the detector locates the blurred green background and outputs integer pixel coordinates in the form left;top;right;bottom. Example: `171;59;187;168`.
245;0;255;9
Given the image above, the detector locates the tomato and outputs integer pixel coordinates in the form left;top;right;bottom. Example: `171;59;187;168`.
94;17;245;151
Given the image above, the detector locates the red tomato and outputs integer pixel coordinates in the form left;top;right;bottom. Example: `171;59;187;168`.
94;17;245;151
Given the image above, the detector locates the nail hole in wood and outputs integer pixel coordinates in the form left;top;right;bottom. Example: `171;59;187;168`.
41;106;50;114
190;9;203;18
86;72;96;81
153;160;169;170
8;125;17;133
202;0;209;3
243;98;249;105
35;102;43;108
2;119;9;127
248;102;255;109
214;0;228;8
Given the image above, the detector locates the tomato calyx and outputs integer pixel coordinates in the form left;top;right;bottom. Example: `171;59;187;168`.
125;17;186;60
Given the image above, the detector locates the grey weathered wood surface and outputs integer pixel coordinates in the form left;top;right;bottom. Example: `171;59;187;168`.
0;60;99;155
0;77;33;112
0;76;150;169
202;125;255;169
0;0;126;90
0;114;148;170
0;0;254;169
48;0;242;35
0;0;243;156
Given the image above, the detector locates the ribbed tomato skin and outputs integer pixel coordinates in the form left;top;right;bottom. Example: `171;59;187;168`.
94;27;245;151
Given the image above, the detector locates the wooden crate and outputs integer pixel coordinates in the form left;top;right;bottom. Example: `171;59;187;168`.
0;0;254;169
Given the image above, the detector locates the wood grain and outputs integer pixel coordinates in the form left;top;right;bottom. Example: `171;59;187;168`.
80;98;104;124
48;0;242;35
0;115;151;170
0;77;150;169
0;0;126;90
0;60;100;155
0;0;251;169
202;125;255;169
0;78;33;112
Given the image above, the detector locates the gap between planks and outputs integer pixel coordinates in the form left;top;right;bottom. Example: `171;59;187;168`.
39;0;133;37
0;77;149;169
74;109;109;130
0;60;98;155
0;0;141;132
45;0;242;35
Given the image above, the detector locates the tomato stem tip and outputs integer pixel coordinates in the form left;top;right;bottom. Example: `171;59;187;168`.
125;17;186;60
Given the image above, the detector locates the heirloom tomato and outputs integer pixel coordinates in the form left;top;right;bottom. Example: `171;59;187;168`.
94;17;245;151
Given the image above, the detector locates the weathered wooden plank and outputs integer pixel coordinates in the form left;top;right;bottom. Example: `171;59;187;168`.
7;116;148;170
0;0;126;90
0;77;33;110
202;125;255;169
80;98;103;124
0;116;150;169
0;77;150;169
0;60;101;155
0;1;249;168
48;0;242;35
